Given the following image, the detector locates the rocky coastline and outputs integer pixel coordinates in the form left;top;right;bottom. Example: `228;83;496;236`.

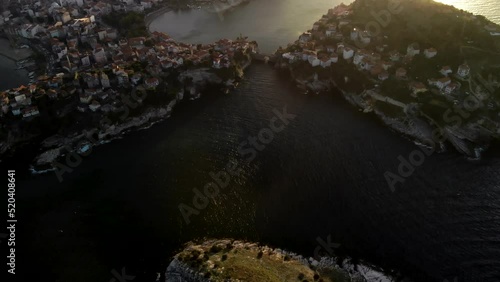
28;59;251;174
0;0;257;174
165;239;400;282
286;65;486;159
275;0;500;160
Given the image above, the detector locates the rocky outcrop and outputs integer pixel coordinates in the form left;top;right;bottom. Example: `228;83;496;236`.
31;101;176;171
179;68;224;100
165;239;399;282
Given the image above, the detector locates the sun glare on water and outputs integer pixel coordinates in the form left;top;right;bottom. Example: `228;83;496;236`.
434;0;469;9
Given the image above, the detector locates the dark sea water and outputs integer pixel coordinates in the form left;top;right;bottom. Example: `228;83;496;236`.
0;55;29;91
13;64;500;282
8;0;500;282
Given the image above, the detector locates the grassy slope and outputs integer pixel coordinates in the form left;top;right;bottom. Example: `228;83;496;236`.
175;240;350;282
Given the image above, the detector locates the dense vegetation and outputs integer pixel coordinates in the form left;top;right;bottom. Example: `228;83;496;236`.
102;11;148;37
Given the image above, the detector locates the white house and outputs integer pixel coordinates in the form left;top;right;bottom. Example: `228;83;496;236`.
436;77;452;89
11;106;21;116
81;55;91;66
14;94;26;104
299;32;312;43
61;12;71;23
93;48;107;64
378;71;389;81
330;53;339;63
424;48;437;58
458;64;470;78
79;92;92;103
22;106;39;118
343;47;354;60
101;72;110;88
440;66;453;76
353;50;367;66
89;100;101;112
407;43;420;57
389;50;401;62
97;29;107;41
141;0;153;9
444;82;459;94
308;55;320;67
325;24;336;37
282;52;297;62
320;57;332;68
145;77;159;89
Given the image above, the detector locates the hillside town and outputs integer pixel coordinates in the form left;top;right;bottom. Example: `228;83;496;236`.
279;0;500;157
0;0;257;162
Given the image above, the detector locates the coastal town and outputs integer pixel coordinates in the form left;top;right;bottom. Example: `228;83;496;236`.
1;0;500;169
0;0;257;168
278;0;500;158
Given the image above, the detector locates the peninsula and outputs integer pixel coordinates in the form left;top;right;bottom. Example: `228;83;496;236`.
277;0;500;158
0;0;257;174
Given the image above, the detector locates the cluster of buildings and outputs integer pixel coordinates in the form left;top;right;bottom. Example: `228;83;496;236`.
0;0;256;120
0;0;160;27
280;3;488;99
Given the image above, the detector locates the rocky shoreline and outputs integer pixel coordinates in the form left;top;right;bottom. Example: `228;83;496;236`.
28;56;252;174
278;56;488;160
165;239;401;282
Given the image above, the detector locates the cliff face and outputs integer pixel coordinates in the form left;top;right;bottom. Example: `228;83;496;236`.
165;239;398;282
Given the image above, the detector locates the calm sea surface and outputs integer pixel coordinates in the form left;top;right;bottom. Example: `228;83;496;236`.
0;55;29;90
9;0;500;282
436;0;500;24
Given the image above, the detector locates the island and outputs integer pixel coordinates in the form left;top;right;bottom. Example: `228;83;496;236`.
276;0;500;159
0;0;257;176
165;239;396;282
